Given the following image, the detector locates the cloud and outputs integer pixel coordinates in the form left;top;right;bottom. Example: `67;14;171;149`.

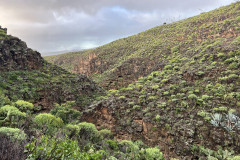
0;0;236;55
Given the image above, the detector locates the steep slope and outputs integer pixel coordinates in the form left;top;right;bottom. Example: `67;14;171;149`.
0;26;43;71
81;34;240;158
0;26;103;111
45;2;240;89
0;27;166;160
72;3;240;159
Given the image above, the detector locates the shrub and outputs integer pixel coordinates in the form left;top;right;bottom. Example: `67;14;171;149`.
64;124;80;138
119;140;139;154
119;96;126;99
197;111;211;121
144;147;164;160
202;95;211;101
106;140;119;151
224;58;234;64
188;94;198;101
34;113;63;134
133;105;141;110
213;106;228;112
50;102;82;124
78;122;99;142
152;85;159;90
25;136;84;160
217;52;227;60
228;74;239;81
0;105;26;124
228;62;238;69
171;46;179;53
154;115;161;122
99;129;113;139
15;100;34;112
0;91;11;107
0;127;26;141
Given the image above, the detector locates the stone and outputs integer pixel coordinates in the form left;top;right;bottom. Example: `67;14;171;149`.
0;35;43;71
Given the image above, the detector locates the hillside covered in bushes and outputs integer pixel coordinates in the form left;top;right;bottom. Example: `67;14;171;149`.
0;26;166;159
46;2;240;90
1;1;240;160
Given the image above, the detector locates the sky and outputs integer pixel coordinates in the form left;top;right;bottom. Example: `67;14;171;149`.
0;0;237;56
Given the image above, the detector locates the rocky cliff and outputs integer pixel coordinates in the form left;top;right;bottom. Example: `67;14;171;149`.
0;26;43;71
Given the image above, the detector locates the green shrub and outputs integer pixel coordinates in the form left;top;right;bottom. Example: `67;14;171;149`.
224;58;234;64
217;52;227;60
106;140;119;151
154;115;161;122
197;111;211;121
228;62;238;69
144;147;164;160
99;129;113;139
50;102;81;123
0;105;26;124
119;96;126;99
133;105;141;110
202;95;211;101
171;46;179;53
188;94;198;100
25;136;84;160
128;102;135;106
213;106;228;112
152;85;159;90
64;124;80;138
228;74;239;81
15;100;34;112
78;122;99;142
34;113;63;131
119;140;139;153
0;127;26;141
0;91;11;107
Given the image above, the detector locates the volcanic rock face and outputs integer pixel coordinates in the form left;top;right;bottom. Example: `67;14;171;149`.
0;30;43;71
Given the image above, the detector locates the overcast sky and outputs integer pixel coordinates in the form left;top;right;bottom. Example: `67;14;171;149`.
0;0;237;56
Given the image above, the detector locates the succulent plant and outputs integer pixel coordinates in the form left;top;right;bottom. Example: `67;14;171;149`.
211;113;240;131
210;113;222;127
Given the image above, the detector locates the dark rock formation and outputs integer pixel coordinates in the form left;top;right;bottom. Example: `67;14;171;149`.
0;34;43;71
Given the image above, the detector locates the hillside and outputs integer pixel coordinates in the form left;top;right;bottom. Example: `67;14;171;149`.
1;2;240;160
45;2;240;90
0;26;103;111
46;2;240;159
0;26;167;160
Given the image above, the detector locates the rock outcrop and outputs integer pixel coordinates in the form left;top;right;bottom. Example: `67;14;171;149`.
0;27;43;71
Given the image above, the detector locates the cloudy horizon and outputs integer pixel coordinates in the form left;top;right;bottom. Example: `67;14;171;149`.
0;0;237;56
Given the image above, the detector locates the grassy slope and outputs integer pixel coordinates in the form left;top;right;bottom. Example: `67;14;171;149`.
45;2;240;89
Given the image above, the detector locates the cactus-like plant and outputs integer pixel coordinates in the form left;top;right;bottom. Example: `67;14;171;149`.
210;113;222;127
210;113;240;131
